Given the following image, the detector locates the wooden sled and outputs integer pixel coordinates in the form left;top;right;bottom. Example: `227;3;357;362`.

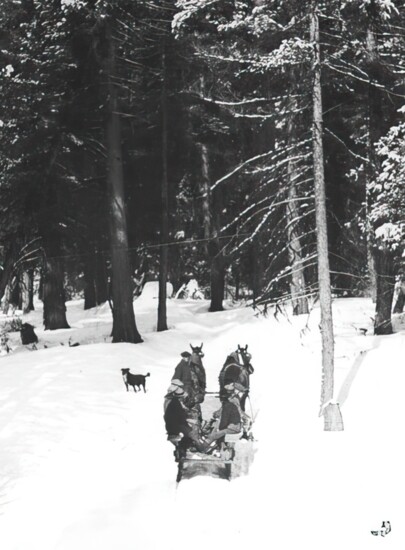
171;432;242;483
168;392;254;483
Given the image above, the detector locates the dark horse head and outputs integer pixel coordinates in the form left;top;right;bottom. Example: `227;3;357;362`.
237;344;254;374
190;343;204;366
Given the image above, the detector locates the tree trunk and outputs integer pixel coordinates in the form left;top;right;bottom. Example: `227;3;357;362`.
286;102;309;315
310;0;343;431
11;274;20;310
2;284;12;315
200;142;211;245
38;269;44;302
234;264;240;301
366;23;381;307
28;269;35;311
367;244;377;302
251;239;264;306
199;142;225;311
158;43;169;332
374;246;395;334
105;22;142;344
43;254;70;330
210;253;226;312
287;181;309;315
83;251;97;310
94;250;108;305
21;271;31;314
285;71;309;315
0;242;18;304
198;73;228;311
365;18;395;334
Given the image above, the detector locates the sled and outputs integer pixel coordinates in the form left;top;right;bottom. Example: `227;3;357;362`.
169;392;254;483
170;433;240;483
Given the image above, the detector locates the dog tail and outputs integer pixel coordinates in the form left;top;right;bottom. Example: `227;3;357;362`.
146;373;150;377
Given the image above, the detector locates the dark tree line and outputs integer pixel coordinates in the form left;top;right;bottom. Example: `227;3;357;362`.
0;0;403;351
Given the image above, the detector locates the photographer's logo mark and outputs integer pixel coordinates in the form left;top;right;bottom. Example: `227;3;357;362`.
371;521;391;537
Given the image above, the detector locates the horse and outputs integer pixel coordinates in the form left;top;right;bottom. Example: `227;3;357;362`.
218;344;254;410
188;343;206;404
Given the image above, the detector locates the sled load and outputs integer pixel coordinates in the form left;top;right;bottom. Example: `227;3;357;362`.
164;344;255;482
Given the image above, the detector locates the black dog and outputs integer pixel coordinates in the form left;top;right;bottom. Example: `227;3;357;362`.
121;368;150;393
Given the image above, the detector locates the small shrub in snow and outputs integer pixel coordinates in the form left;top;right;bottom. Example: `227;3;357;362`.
0;317;22;333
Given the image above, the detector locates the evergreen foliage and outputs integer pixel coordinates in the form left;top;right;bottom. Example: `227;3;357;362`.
0;0;403;339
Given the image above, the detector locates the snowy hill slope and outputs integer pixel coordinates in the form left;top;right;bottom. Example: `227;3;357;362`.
0;297;404;549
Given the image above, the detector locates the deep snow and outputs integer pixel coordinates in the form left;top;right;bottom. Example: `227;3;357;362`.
0;296;405;549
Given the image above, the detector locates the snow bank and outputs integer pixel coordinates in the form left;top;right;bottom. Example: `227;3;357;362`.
138;281;173;301
0;297;404;549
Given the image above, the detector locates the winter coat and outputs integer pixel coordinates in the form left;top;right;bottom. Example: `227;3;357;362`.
219;361;250;395
164;397;192;437
172;358;206;403
218;400;241;431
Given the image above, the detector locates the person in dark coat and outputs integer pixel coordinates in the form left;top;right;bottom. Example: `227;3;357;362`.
172;351;206;405
164;380;205;451
219;351;252;411
203;383;242;449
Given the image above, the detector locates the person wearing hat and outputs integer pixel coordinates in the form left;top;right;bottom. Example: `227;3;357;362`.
202;385;242;450
164;379;185;413
219;351;252;411
229;383;252;438
164;379;205;452
171;349;206;406
164;381;193;438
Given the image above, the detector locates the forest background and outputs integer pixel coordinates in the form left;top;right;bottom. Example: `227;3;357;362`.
0;0;404;351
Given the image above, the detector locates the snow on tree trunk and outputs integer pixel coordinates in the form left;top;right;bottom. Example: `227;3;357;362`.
15;274;22;310
393;277;405;314
21;271;31;314
200;142;211;244
367;244;377;302
310;0;343;431
2;284;12;315
105;22;142;344
158;43;169;333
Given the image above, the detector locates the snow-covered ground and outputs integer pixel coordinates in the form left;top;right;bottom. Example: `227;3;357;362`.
0;295;405;549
